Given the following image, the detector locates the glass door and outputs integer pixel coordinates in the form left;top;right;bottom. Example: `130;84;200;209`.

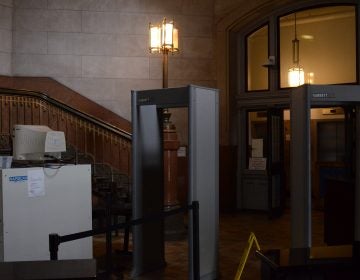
267;109;285;218
244;109;285;217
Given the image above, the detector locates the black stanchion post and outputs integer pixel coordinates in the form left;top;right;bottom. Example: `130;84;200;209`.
49;233;60;260
105;191;113;276
192;201;200;280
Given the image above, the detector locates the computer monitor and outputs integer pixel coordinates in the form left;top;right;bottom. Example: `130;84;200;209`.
12;125;66;160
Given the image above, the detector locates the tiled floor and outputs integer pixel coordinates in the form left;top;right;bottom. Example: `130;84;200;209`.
94;209;325;279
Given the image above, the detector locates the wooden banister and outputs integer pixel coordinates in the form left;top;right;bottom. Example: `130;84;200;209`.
0;84;132;176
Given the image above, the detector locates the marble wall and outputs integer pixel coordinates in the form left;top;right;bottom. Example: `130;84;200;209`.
10;0;216;127
0;0;12;75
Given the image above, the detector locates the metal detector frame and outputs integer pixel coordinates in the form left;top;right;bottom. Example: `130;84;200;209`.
290;84;360;249
131;85;219;279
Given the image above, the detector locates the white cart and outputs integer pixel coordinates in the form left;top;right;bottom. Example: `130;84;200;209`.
0;164;92;262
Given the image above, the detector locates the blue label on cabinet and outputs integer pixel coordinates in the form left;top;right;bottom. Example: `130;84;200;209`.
9;176;28;182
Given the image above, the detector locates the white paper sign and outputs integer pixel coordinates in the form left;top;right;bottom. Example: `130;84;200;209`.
177;146;187;157
251;139;263;158
249;157;267;170
28;169;45;197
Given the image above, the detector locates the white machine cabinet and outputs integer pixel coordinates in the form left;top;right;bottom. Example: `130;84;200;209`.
0;164;93;262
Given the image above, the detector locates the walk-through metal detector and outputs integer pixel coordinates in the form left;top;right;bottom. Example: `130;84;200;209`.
131;85;219;279
291;84;360;253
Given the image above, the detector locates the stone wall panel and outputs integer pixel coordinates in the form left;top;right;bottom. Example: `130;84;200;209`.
82;12;148;35
47;0;145;13
14;9;48;31
169;58;215;80
0;5;12;29
182;37;214;58
14;30;47;54
82;56;149;79
13;54;82;76
14;0;47;9
0;0;12;7
48;32;148;57
0;29;12;52
0;52;11;74
0;2;12;75
47;10;82;32
15;9;81;32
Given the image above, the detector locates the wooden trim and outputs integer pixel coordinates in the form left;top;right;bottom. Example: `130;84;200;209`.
0;76;131;133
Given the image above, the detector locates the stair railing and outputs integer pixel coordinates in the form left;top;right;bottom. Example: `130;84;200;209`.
0;87;132;176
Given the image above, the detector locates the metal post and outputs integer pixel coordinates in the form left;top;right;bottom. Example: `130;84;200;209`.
354;106;360;258
105;192;113;275
123;214;130;253
49;233;60;260
162;50;169;89
192;201;200;280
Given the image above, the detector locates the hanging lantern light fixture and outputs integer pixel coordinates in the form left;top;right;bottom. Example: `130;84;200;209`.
288;13;305;87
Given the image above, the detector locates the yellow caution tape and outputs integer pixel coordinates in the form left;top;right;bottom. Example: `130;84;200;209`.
234;232;261;280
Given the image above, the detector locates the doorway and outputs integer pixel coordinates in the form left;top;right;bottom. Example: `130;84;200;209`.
241;105;355;222
242;109;285;218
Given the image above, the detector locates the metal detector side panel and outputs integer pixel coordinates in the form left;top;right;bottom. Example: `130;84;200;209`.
356;106;360;243
131;101;165;277
189;86;219;280
290;86;311;249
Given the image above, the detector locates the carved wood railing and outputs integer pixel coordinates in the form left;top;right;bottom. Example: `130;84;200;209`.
0;87;132;176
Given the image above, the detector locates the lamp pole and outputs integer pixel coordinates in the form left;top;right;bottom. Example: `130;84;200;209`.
162;49;171;124
163;49;169;89
149;18;184;238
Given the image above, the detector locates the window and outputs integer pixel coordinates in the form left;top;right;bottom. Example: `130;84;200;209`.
279;6;356;88
247;25;269;91
244;5;357;91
